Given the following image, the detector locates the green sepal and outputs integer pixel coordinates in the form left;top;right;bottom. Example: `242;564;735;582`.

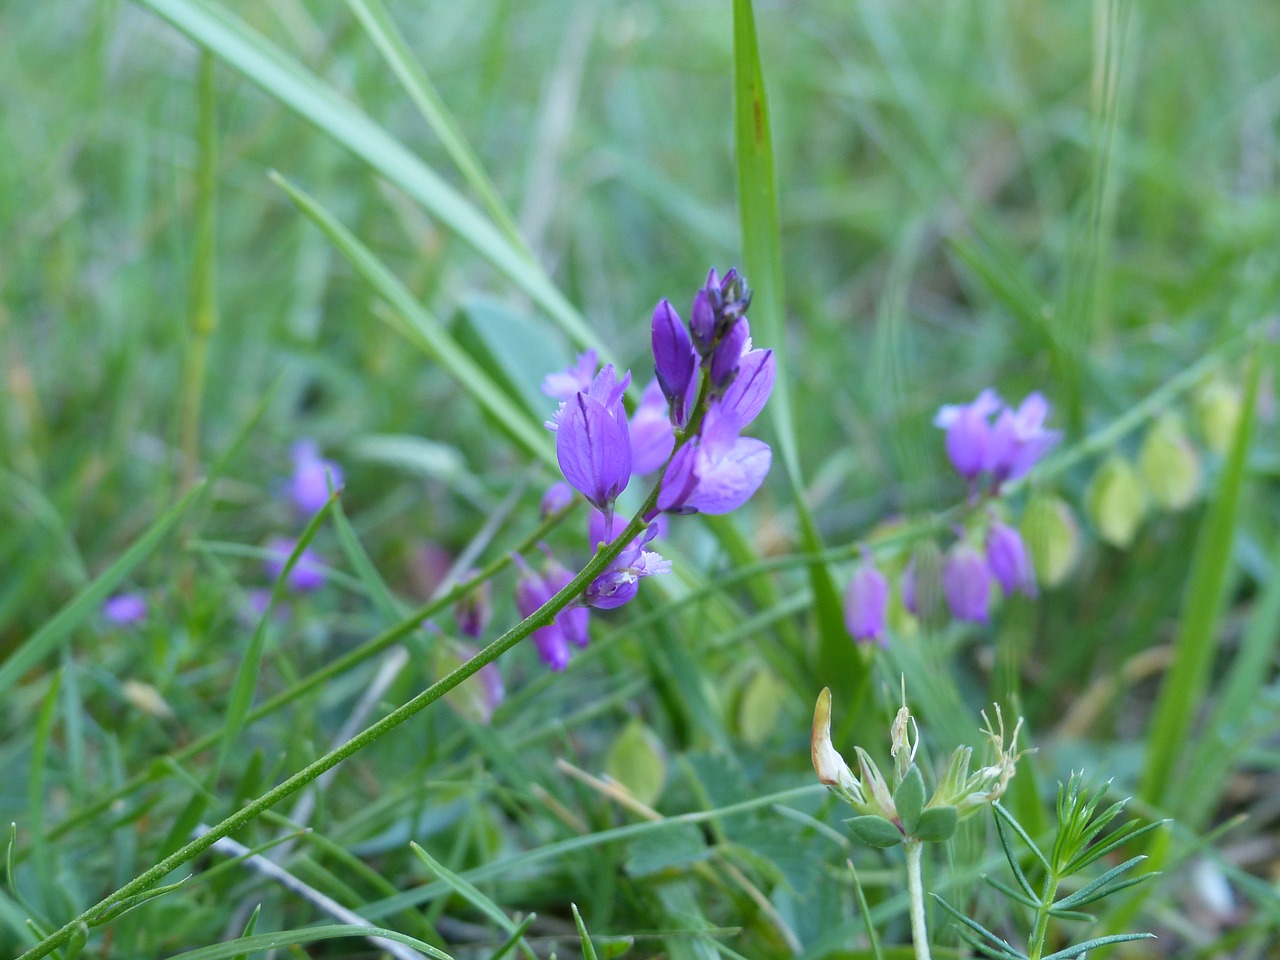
894;765;925;835
845;815;904;848
912;805;958;842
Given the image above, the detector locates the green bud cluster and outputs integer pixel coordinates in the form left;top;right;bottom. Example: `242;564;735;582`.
811;688;1023;848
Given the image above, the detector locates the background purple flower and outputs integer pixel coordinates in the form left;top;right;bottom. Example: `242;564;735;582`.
541;349;598;401
264;536;327;592
942;543;992;623
289;440;343;514
103;592;147;626
844;561;888;645
454;574;492;639
542;553;591;648
986;522;1036;597
630;380;675;475
986;393;1062;482
513;555;572;671
934;389;1001;480
541;481;576;517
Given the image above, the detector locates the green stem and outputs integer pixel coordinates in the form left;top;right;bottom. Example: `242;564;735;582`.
18;490;658;960
1027;875;1060;960
904;840;932;960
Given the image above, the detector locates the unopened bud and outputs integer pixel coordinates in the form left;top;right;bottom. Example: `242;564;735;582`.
1020;494;1080;587
1194;378;1243;455
1086;456;1146;547
1139;414;1200;510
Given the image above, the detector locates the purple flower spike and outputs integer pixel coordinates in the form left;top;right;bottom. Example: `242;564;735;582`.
103;592;147;626
719;348;774;428
934;389;1002;480
942;543;992;623
844;561;889;646
541;349;599;401
555;364;633;513
709;317;750;388
541;481;576;517
985;522;1037;598
585;526;672;610
986;393;1062;483
513;555;572;671
658;407;772;515
652;299;698;426
290;441;343;515
630;380;676;475
264;536;327;592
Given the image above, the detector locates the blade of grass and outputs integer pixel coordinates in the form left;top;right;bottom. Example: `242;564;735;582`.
158;924;452;960
271;172;555;468
731;0;855;692
341;0;527;253
134;0;601;354
410;843;537;960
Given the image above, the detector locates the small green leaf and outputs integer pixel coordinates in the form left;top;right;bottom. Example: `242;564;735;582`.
893;766;925;835
571;904;599;960
1086;456;1146;547
737;667;789;747
845;816;904;848
605;720;667;807
1039;933;1155;960
912;805;957;843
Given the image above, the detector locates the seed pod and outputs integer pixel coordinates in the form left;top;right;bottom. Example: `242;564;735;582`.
1139;414;1200;510
1086;456;1146;548
1194;378;1243;455
1020;494;1080;587
606;719;667;807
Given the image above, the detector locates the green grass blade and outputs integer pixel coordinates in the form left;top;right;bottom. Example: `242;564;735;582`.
731;0;853;689
0;481;206;696
159;924;453;960
341;0;527;252
410;842;536;960
272;173;555;468
1141;347;1262;804
571;904;600;960
133;0;600;354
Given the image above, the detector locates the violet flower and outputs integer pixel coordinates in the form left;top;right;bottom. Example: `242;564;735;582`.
657;405;772;515
709;317;750;388
554;364;633;514
986;393;1062;483
942;543;992;623
542;551;591;648
651;299;697;426
541;349;599;402
719;348;775;428
690;267;751;358
986;522;1037;597
541;481;575;517
103;592;147;626
844;560;889;646
264;536;327;592
630;379;676;475
584;525;672;610
289;440;343;515
934;389;1001;480
513;555;571;671
453;573;492;640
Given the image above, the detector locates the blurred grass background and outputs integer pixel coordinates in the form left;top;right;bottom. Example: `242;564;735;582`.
2;0;1279;956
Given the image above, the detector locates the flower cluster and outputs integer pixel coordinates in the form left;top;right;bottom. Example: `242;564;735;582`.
519;268;775;670
843;390;1060;645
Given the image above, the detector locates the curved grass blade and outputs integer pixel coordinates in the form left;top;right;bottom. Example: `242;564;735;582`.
133;0;599;354
159;924;452;960
731;0;852;689
410;843;536;960
571;904;599;960
272;173;555;468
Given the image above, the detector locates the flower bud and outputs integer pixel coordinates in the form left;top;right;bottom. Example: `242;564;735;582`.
1020;494;1080;587
1194;378;1243;455
651;299;697;426
103;593;148;627
985;522;1036;598
453;575;491;640
942;543;992;623
541;481;576;517
1139;414;1200;511
708;317;749;388
1086;455;1146;548
844;559;889;645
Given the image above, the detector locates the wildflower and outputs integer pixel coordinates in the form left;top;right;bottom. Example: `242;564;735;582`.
689;267;752;358
630;379;675;475
513;555;571;671
719;347;775;427
584;525;672;610
657;405;771;515
942;542;991;623
843;558;889;645
289;440;343;515
264;536;327;592
554;364;633;515
453;574;492;640
542;551;591;648
985;522;1036;597
103;592;147;626
708;316;750;388
540;481;576;517
651;299;697;426
934;388;1001;480
986;392;1061;483
541;349;599;401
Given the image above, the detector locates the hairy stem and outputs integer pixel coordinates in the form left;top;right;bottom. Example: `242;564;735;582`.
905;839;932;960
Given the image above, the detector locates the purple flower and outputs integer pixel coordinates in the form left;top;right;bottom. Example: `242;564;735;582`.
942;543;992;623
453;573;492;639
513;555;571;671
541;350;599;402
709;317;750;388
555;364;633;513
985;522;1036;598
264;536;327;593
651;299;698;426
844;561;888;645
103;592;147;626
986;393;1062;483
541;481;576;517
689;267;752;358
657;406;772;515
934;389;1002;480
584;525;672;610
289;440;343;515
719;348;774;428
630;379;676;475
900;560;919;616
588;508;622;549
542;552;591;648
